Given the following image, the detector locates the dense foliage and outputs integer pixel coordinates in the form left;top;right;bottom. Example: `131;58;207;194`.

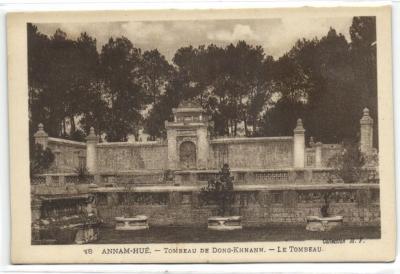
28;17;377;146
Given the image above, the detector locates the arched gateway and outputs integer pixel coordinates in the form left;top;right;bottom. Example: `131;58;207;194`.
165;100;210;170
179;141;197;169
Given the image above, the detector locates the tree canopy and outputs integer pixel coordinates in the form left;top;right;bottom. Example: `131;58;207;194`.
28;17;378;147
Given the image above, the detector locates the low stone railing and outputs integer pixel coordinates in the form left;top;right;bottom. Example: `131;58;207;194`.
31;167;379;189
31;173;94;186
99;172;166;186
175;169;298;185
174;167;378;185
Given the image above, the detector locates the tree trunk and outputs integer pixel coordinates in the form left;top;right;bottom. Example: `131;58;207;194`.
70;116;76;135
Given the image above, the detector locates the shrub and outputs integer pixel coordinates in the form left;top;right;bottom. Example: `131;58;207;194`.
328;140;365;183
74;165;91;183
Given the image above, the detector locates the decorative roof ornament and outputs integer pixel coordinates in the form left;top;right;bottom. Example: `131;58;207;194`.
86;127;98;142
173;99;205;115
309;136;315;146
360;107;373;125
33;123;48;138
178;99;202;109
294;118;305;134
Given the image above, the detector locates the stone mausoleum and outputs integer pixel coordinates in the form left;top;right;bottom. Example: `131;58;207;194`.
31;102;379;228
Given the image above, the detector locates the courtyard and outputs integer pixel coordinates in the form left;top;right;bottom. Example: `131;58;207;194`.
94;225;380;244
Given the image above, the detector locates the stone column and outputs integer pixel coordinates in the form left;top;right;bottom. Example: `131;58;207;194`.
169;191;182;208
85;127;98;174
45;175;52;186
315;142;322;168
33;123;48;149
283;190;298;208
196;126;209;169
293;118;305;168
166;123;178;170
31;199;42;241
31;199;42;223
191;191;200;208
78;151;86;168
360;108;373;154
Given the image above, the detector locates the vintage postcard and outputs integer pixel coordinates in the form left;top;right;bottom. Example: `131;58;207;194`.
7;6;395;263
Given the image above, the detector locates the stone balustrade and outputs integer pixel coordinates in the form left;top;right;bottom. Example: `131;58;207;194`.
31;166;379;189
31;173;94;186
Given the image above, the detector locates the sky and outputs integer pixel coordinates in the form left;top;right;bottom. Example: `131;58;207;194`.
36;17;353;61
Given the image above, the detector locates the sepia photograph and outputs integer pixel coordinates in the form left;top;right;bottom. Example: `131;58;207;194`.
7;7;395;263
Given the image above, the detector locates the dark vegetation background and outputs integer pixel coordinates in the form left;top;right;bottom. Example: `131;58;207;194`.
27;17;377;147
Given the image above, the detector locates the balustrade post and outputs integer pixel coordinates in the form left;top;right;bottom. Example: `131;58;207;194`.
86;127;98;174
33;123;48;149
360;108;374;154
293;118;305;168
315;142;322;168
45;175;51;186
59;175;65;185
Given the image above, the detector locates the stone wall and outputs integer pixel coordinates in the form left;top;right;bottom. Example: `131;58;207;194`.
209;137;294;169
94;185;380;227
47;138;86;173
44;137;342;174
95;137;295;172
96;142;168;173
43;137;346;173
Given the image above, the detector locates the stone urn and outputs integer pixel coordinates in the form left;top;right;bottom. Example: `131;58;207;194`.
305;216;343;232
208;216;242;231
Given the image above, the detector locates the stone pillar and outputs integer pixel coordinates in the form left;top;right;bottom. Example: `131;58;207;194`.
33;123;48;149
31;199;42;241
169;191;182;208
315;142;322;168
360;108;373;154
45;175;51;186
196;126;209;169
31;199;42;223
85;127;98;174
309;136;315;147
59;174;65;185
308;170;315;184
283;190;298;208
78;151;86;168
191;191;200;208
166;124;178;170
293;118;305;168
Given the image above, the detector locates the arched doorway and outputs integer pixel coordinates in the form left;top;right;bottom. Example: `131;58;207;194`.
179;141;197;169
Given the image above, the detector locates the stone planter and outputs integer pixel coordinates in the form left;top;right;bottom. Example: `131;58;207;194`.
306;216;343;232
207;216;242;231
88;183;98;189
115;215;149;231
